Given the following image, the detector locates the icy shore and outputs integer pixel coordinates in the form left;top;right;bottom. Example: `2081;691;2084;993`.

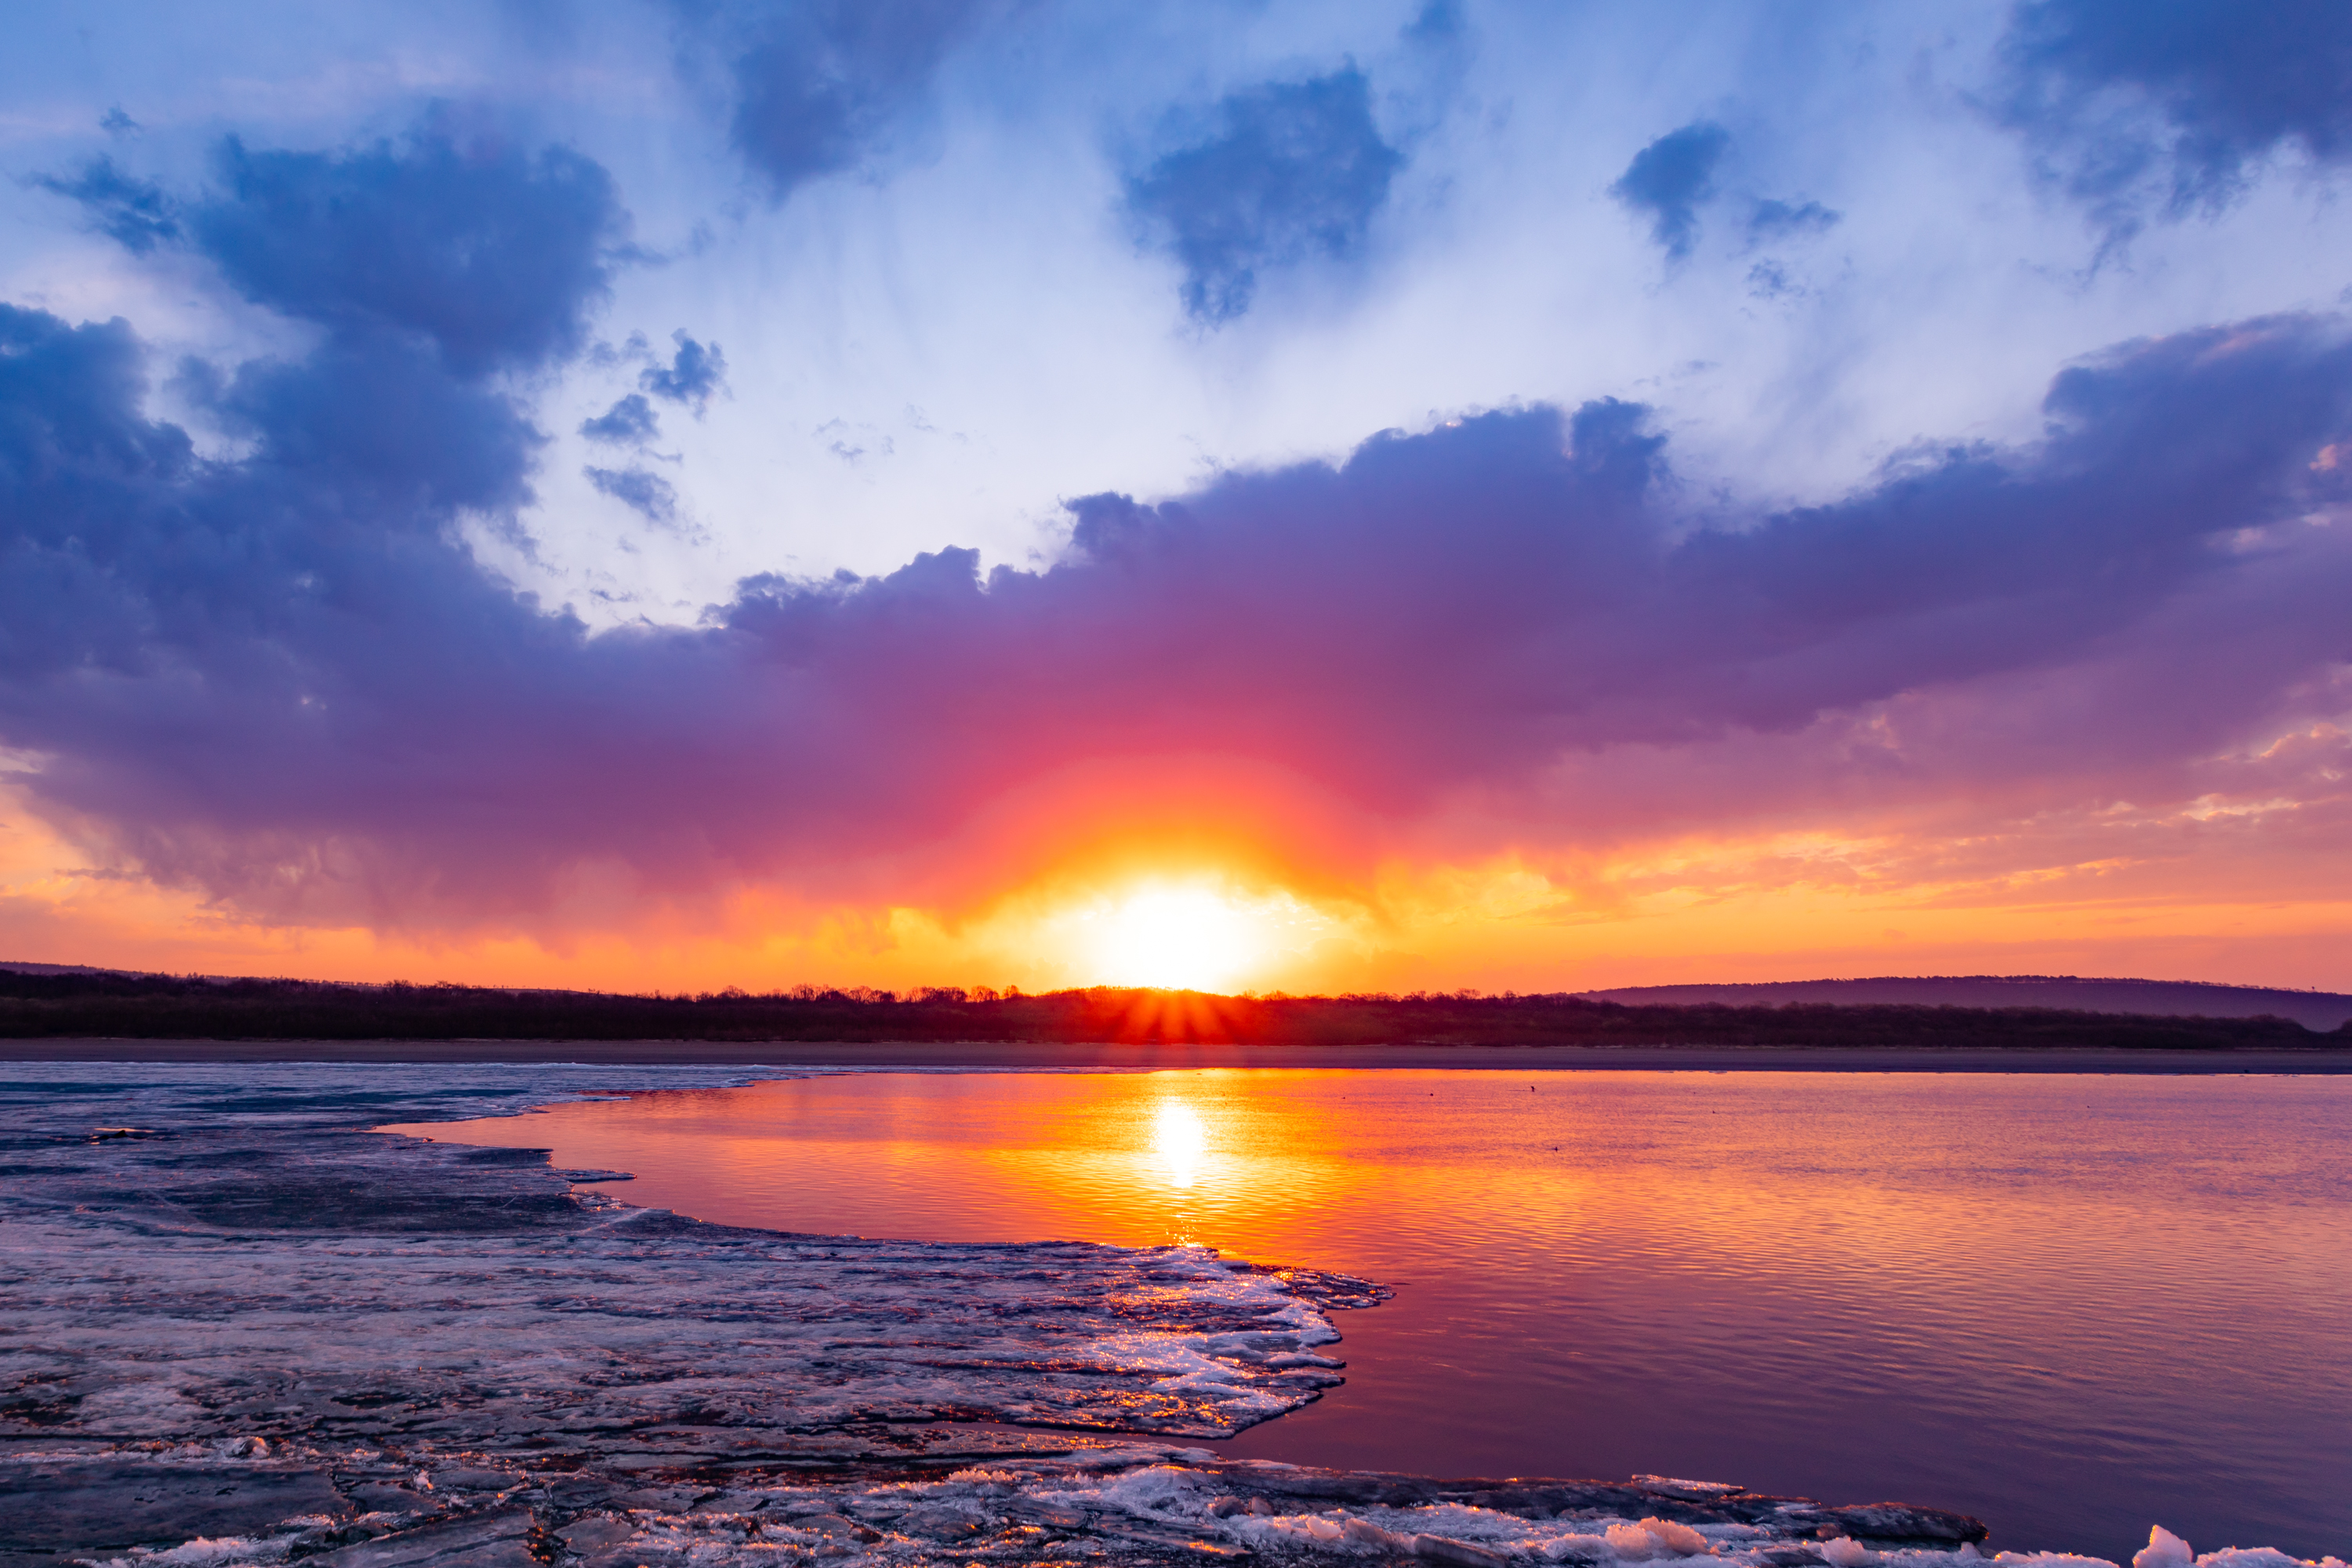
2;1062;2337;1568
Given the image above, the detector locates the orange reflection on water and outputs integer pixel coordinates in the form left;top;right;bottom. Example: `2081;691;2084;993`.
1151;1099;1208;1189
380;1068;2352;1564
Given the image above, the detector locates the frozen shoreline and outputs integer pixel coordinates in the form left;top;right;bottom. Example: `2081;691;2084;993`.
2;1062;2339;1566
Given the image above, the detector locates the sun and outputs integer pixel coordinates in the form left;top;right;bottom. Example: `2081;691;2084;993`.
1086;886;1261;991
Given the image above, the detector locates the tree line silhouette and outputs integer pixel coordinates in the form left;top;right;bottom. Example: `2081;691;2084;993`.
2;968;2343;1048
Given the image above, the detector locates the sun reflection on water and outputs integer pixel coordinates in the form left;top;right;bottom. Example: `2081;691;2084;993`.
383;1068;2352;1558
1150;1099;1209;1189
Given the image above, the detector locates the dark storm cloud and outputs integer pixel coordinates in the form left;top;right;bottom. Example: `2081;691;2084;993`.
31;156;180;253
1610;122;1730;260
1998;0;2352;234
639;332;728;410
694;0;993;198
1125;68;1405;323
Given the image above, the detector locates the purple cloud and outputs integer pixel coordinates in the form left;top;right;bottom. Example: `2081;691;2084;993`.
639;332;728;412
31;155;180;253
193;129;627;377
1998;0;2352;238
1610;122;1730;260
1127;68;1405;323
582;393;660;446
4;124;2349;934
586;464;680;524
702;0;996;198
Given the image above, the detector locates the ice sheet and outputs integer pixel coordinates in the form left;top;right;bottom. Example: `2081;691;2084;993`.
3;1062;1380;1459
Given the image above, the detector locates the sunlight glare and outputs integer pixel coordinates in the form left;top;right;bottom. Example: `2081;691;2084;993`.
1150;1100;1208;1189
1087;886;1260;990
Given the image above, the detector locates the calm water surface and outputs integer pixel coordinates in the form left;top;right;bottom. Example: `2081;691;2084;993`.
389;1070;2352;1560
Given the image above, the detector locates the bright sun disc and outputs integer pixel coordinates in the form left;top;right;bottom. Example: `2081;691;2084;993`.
1089;887;1257;991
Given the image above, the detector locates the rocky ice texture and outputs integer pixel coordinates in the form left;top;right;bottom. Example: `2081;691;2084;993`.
9;1441;2347;1568
2;1062;1383;1469
0;1443;2010;1568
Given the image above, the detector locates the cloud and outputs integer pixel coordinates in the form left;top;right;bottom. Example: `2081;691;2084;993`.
639;331;728;411
582;393;660;446
1125;67;1405;323
586;464;680;523
1609;129;1835;263
5;108;2350;947
205;336;544;514
31;156;180;253
1744;260;1798;300
1401;0;1465;53
1744;197;1838;246
703;0;993;198
1610;122;1730;260
1996;0;2352;236
191;128;628;377
7;118;2350;940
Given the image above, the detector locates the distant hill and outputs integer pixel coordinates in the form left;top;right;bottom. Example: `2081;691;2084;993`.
18;961;2341;1029
1577;976;2352;1032
0;960;577;994
2;967;2346;1047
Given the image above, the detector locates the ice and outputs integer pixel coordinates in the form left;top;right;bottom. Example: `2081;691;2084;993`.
1639;1478;1749;1499
1027;1461;2005;1563
8;1423;2341;1568
104;1534;282;1568
2126;1530;2348;1568
1636;1518;1717;1555
4;1062;1382;1461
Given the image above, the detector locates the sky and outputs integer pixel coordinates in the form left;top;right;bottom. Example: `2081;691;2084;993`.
2;0;2349;996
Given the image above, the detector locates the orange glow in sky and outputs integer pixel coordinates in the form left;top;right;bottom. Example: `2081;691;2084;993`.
7;764;2351;993
1063;884;1327;992
7;13;2352;1013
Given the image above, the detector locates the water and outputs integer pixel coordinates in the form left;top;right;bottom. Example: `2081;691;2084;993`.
386;1069;2352;1560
